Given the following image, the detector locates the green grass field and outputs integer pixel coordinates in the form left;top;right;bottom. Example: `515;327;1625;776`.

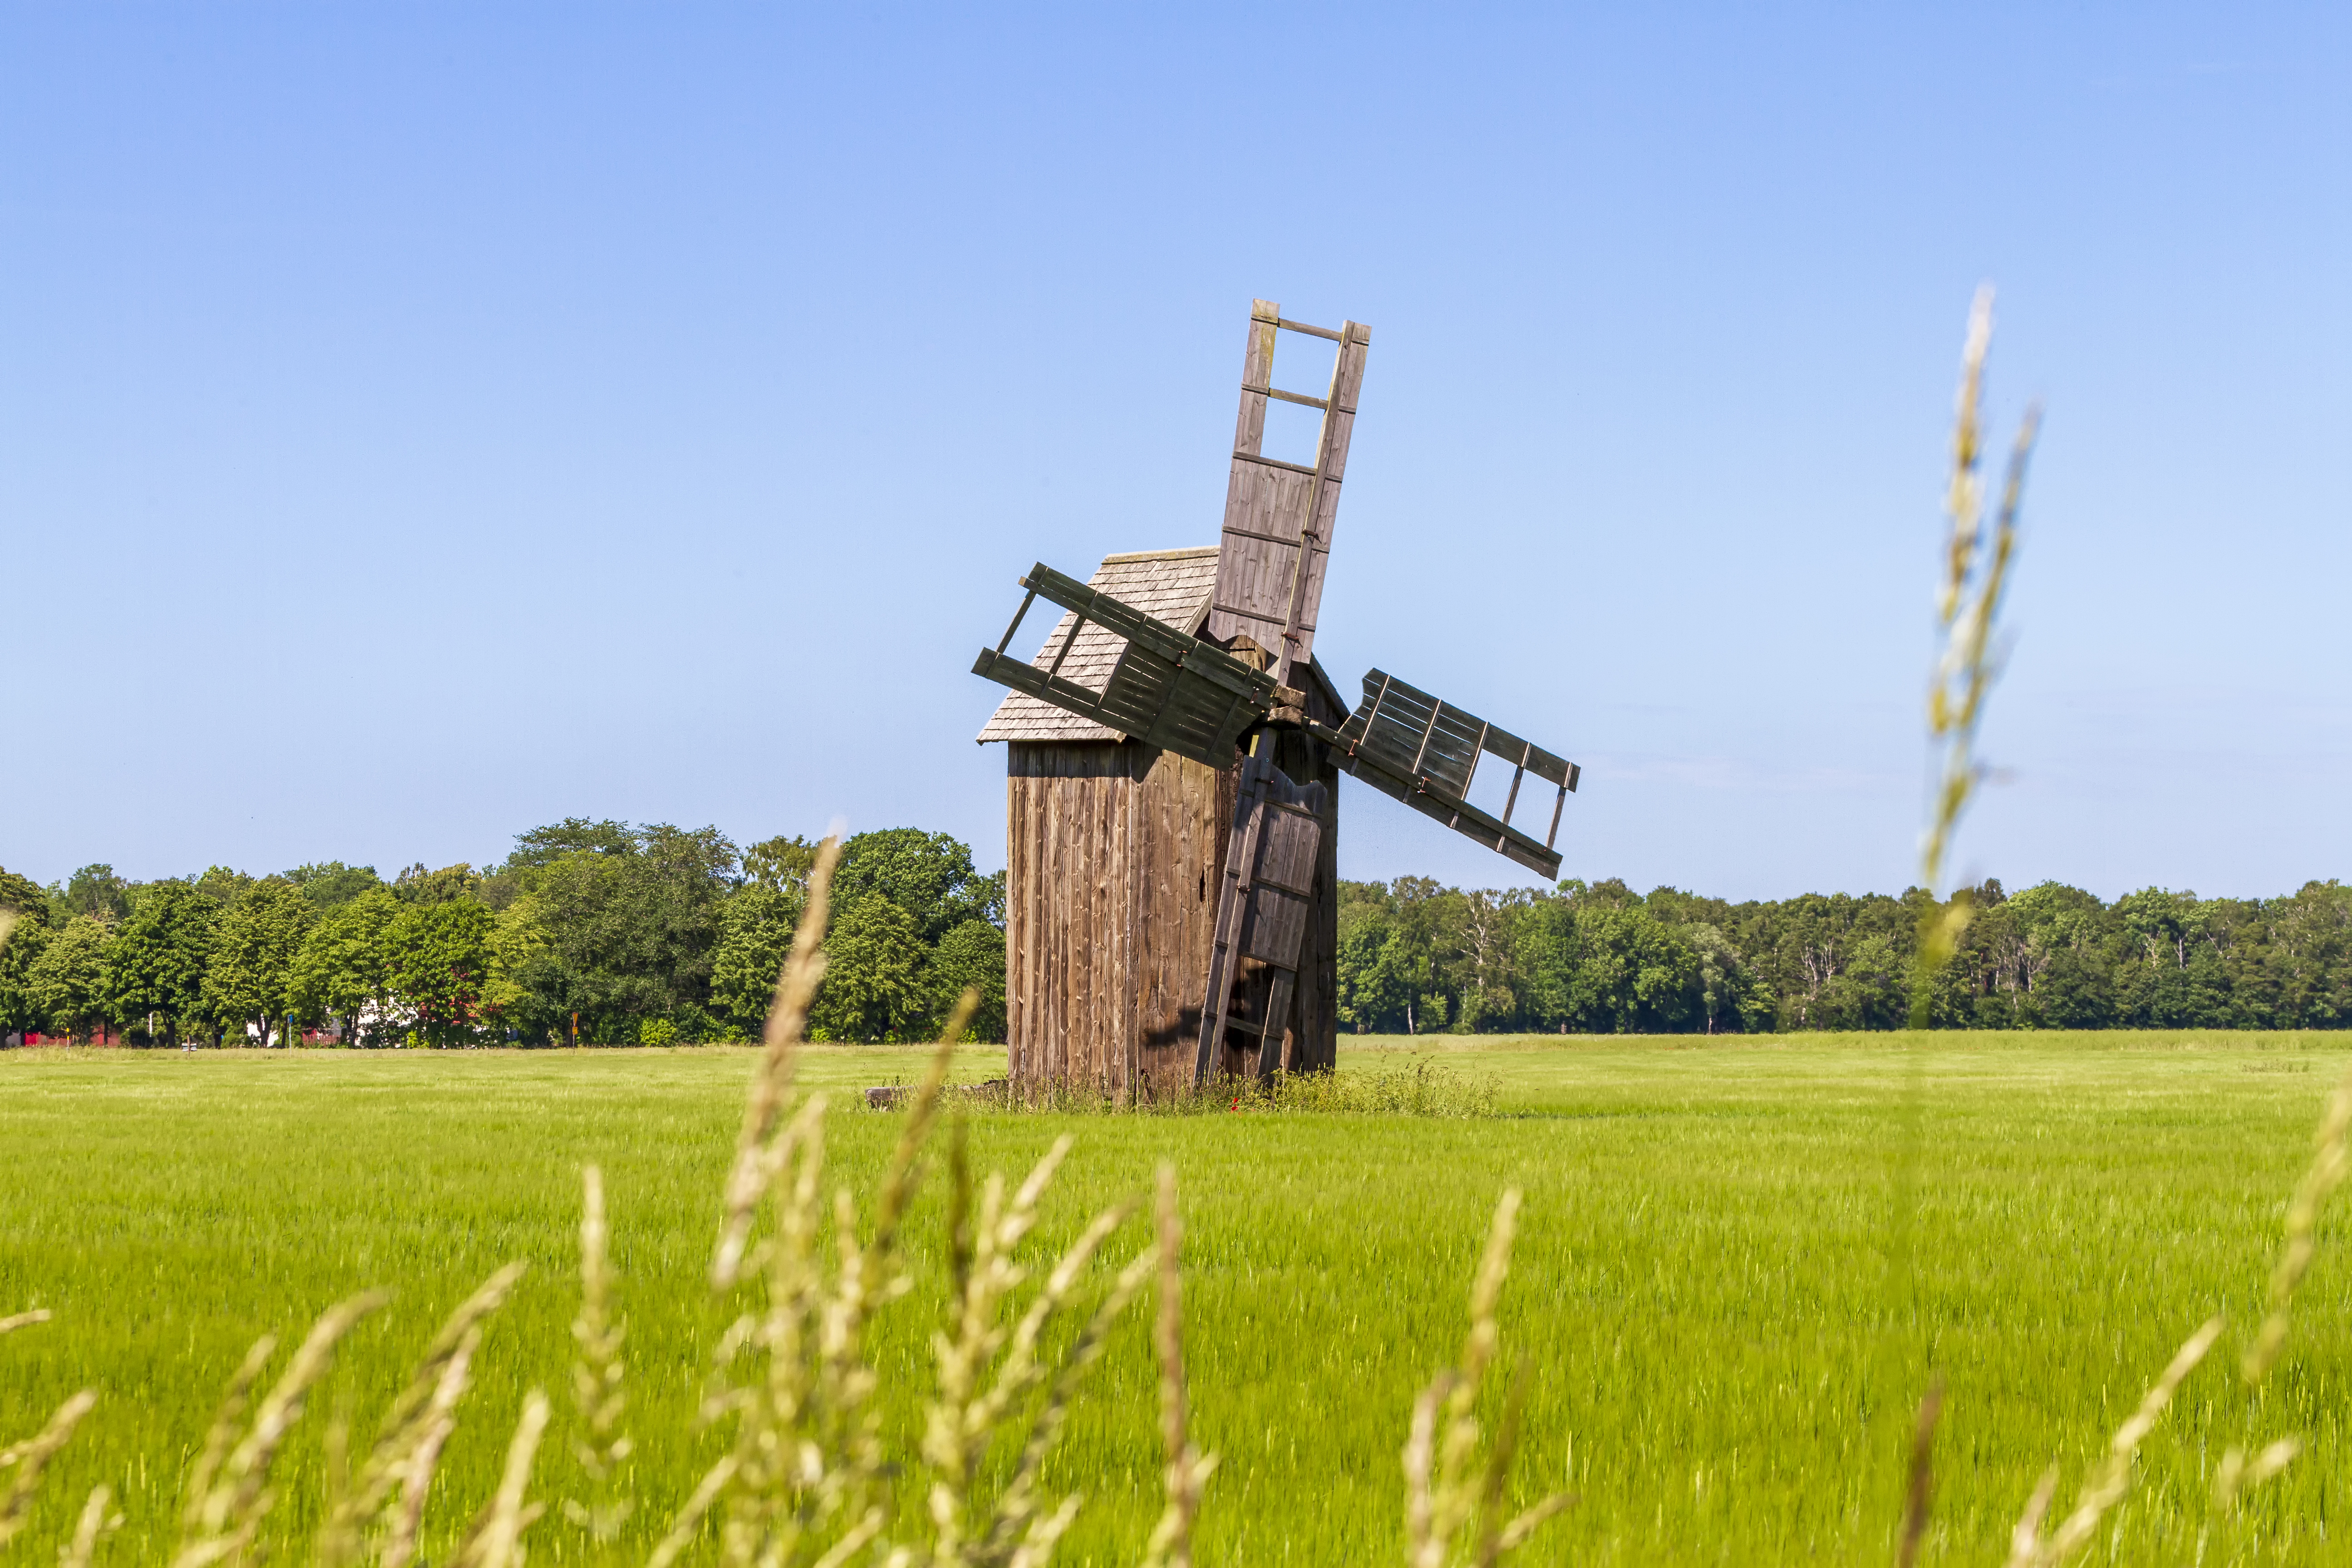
4;1034;2348;1565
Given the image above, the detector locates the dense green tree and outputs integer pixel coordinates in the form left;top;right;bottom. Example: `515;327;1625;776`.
496;821;738;1040
54;863;131;923
1565;904;1704;1032
507;818;638;866
192;865;257;909
0;867;47;922
931;919;1008;1043
395;862;483;905
810;893;932;1042
387;899;497;1046
482;894;554;1038
708;884;804;1035
0;920;49;1036
290;887;402;1046
285;862;386;910
26;915;116;1040
0;867;54;1037
1336;880;1447;1032
201;880;318;1044
104;884;217;1044
743;834;821;899
834;829;1003;944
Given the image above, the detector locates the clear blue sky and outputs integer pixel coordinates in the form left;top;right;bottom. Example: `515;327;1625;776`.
4;4;2345;902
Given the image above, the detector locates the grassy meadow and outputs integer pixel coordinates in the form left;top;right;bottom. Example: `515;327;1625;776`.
3;1034;2348;1565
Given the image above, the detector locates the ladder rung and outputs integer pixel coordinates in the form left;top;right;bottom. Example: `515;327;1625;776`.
1241;382;1328;411
1275;317;1343;342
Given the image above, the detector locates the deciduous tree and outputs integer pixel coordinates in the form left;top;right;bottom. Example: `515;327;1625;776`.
810;893;931;1042
104;883;216;1044
290;886;401;1045
201;880;317;1044
387;898;496;1046
930;919;1008;1043
26;914;115;1041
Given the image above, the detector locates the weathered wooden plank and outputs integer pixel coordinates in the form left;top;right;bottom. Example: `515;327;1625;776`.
1244;383;1329;411
1274;316;1343;342
1227;450;1323;477
1233;300;1277;458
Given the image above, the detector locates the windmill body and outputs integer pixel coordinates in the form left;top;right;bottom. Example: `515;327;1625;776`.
974;300;1578;1097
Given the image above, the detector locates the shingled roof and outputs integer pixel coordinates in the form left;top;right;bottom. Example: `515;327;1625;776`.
975;546;1345;745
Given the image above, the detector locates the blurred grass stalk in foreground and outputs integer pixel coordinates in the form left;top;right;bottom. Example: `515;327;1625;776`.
1917;286;2043;1008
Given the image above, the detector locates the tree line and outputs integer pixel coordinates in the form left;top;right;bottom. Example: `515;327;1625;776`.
0;821;1007;1047
13;829;2348;1044
1337;875;2352;1033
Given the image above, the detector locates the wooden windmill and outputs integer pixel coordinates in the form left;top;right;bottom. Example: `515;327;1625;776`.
973;300;1578;1096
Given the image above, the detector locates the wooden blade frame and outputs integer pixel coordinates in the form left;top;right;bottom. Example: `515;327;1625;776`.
971;563;1279;770
1309;668;1580;880
1206;300;1372;691
1193;740;1326;1088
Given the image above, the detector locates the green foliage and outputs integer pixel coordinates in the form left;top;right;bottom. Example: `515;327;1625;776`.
741;833;820;898
1334;875;2352;1034
708;884;805;1034
103;883;216;1043
834;828;1003;943
495;823;738;1041
0;916;49;1034
394;861;483;905
0;865;54;1033
386;899;497;1046
191;864;256;909
23;915;114;1039
809;892;934;1042
289;886;401;1045
53;864;130;924
505;817;638;867
0;822;1011;1048
282;861;386;910
199;879;317;1044
929;919;1007;1043
0;866;49;927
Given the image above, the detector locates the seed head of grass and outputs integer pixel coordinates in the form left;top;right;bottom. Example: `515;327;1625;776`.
564;1163;634;1544
1918;285;2041;998
175;1290;387;1568
1137;1164;1216;1568
59;1484;122;1568
451;1389;551;1568
0;1387;98;1550
1404;1189;1568;1568
2003;1315;2222;1568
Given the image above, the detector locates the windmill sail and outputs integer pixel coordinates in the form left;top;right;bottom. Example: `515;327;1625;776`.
971;563;1278;770
1311;669;1579;880
1204;300;1371;689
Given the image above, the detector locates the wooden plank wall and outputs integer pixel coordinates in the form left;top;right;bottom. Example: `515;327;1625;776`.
1005;742;1135;1097
1130;747;1232;1096
1005;736;1335;1097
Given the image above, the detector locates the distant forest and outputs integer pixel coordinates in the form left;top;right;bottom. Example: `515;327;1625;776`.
0;822;1005;1047
5;825;2347;1043
1340;876;2352;1034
